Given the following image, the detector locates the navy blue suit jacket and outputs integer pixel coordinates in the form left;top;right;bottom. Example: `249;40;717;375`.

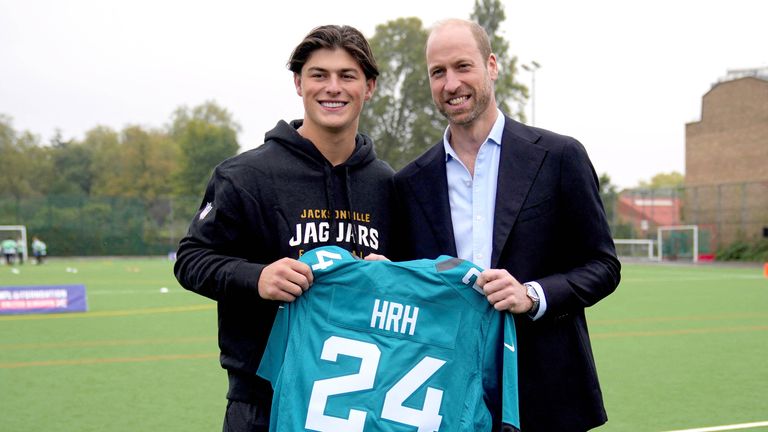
394;116;621;431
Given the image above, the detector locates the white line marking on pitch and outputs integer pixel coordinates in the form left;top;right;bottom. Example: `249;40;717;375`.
662;421;768;432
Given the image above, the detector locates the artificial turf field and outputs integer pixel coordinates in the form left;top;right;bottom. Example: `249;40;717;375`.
1;257;766;431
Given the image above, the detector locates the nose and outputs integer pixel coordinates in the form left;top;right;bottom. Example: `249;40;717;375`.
326;75;342;94
444;69;461;93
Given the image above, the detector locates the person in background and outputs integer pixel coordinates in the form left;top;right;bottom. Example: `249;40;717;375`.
173;24;397;432
394;18;621;431
2;238;17;265
31;236;47;264
16;237;25;264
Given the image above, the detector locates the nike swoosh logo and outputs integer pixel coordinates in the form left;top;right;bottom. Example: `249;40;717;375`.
504;343;515;352
199;202;213;220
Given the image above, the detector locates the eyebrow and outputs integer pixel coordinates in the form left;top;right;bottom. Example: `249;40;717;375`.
306;66;360;75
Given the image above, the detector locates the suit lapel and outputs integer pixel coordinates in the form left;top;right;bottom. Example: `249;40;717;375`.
491;119;548;267
405;143;457;257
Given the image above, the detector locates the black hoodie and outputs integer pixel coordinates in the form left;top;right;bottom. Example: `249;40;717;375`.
174;119;397;404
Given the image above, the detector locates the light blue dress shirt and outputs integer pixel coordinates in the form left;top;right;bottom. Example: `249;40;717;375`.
443;110;503;270
443;109;546;319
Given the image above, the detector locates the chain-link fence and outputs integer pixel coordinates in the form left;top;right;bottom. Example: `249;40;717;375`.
604;180;768;255
0;195;201;256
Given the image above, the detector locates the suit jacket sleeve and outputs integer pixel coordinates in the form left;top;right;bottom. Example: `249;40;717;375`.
529;138;620;317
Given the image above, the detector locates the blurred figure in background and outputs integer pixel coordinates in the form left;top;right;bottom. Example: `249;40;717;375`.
31;236;47;264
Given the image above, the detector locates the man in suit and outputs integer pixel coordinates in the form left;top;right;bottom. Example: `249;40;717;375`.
394;19;621;431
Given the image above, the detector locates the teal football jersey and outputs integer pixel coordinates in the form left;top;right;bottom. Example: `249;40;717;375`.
257;246;519;431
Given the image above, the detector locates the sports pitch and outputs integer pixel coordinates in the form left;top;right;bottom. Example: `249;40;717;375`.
1;258;766;431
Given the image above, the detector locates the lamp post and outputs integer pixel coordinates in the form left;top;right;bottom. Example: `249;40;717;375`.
521;61;541;126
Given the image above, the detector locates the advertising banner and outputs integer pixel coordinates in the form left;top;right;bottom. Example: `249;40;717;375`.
0;285;88;315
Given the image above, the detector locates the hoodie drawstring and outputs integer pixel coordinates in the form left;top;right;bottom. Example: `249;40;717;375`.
344;166;359;249
324;164;337;243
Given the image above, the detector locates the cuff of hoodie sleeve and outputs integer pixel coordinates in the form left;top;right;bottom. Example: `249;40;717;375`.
525;281;546;321
227;260;266;300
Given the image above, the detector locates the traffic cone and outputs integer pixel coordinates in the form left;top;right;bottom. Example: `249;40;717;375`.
764;262;768;278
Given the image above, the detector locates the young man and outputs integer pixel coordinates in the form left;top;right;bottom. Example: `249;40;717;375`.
174;25;397;432
394;19;621;431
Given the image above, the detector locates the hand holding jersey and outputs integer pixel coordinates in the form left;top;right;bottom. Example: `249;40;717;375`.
259;253;388;302
477;269;534;314
258;258;314;302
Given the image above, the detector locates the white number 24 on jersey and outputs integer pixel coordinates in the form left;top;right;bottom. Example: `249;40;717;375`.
305;335;445;432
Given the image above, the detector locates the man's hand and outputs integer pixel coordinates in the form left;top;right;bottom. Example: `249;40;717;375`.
363;253;389;261
477;268;534;314
258;258;313;302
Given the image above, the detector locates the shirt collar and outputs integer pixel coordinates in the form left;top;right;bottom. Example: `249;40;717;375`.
443;108;505;162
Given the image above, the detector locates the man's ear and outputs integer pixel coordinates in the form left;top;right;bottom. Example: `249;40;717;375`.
364;78;376;101
294;73;303;97
487;53;499;82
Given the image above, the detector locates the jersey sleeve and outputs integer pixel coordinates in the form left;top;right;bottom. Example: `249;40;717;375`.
502;313;520;429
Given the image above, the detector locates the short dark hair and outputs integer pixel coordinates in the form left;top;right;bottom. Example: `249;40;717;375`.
287;25;379;80
430;19;492;60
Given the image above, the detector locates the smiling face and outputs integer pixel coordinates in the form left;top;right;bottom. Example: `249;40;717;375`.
294;47;375;136
426;22;498;127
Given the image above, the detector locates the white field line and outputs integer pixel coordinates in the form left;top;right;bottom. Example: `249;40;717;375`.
662;421;768;432
621;274;765;283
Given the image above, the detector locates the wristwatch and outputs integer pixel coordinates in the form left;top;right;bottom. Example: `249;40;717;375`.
524;283;540;316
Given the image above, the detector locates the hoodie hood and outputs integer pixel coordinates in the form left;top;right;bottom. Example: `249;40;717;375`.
264;119;377;170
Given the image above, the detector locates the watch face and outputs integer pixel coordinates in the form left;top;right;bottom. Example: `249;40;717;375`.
526;285;539;302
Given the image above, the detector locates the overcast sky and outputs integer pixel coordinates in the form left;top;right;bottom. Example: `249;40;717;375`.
1;0;766;188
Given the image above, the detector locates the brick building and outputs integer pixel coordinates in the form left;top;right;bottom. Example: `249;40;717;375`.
684;68;768;245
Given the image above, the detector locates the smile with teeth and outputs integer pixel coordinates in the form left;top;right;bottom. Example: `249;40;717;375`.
321;101;346;108
448;96;469;105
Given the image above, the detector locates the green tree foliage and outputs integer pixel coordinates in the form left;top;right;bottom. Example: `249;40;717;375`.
598;172;635;237
471;0;529;121
360;18;444;170
93;125;179;200
638;171;685;189
47;131;96;196
84;126;121;197
0;115;45;199
170;101;240;197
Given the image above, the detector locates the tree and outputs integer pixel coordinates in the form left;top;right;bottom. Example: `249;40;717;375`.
0;115;45;199
91;125;179;201
638;171;685;189
598;172;618;222
171;101;240;197
47;131;95;196
360;18;444;170
598;172;635;238
84;126;121;197
471;0;529;121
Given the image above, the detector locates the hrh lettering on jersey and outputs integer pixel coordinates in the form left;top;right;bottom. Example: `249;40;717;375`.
370;298;419;336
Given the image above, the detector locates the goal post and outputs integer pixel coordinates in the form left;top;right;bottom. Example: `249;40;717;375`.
613;239;658;261
657;225;699;263
0;225;28;263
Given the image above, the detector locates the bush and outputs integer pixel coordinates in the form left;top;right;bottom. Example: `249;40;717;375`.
716;239;768;262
